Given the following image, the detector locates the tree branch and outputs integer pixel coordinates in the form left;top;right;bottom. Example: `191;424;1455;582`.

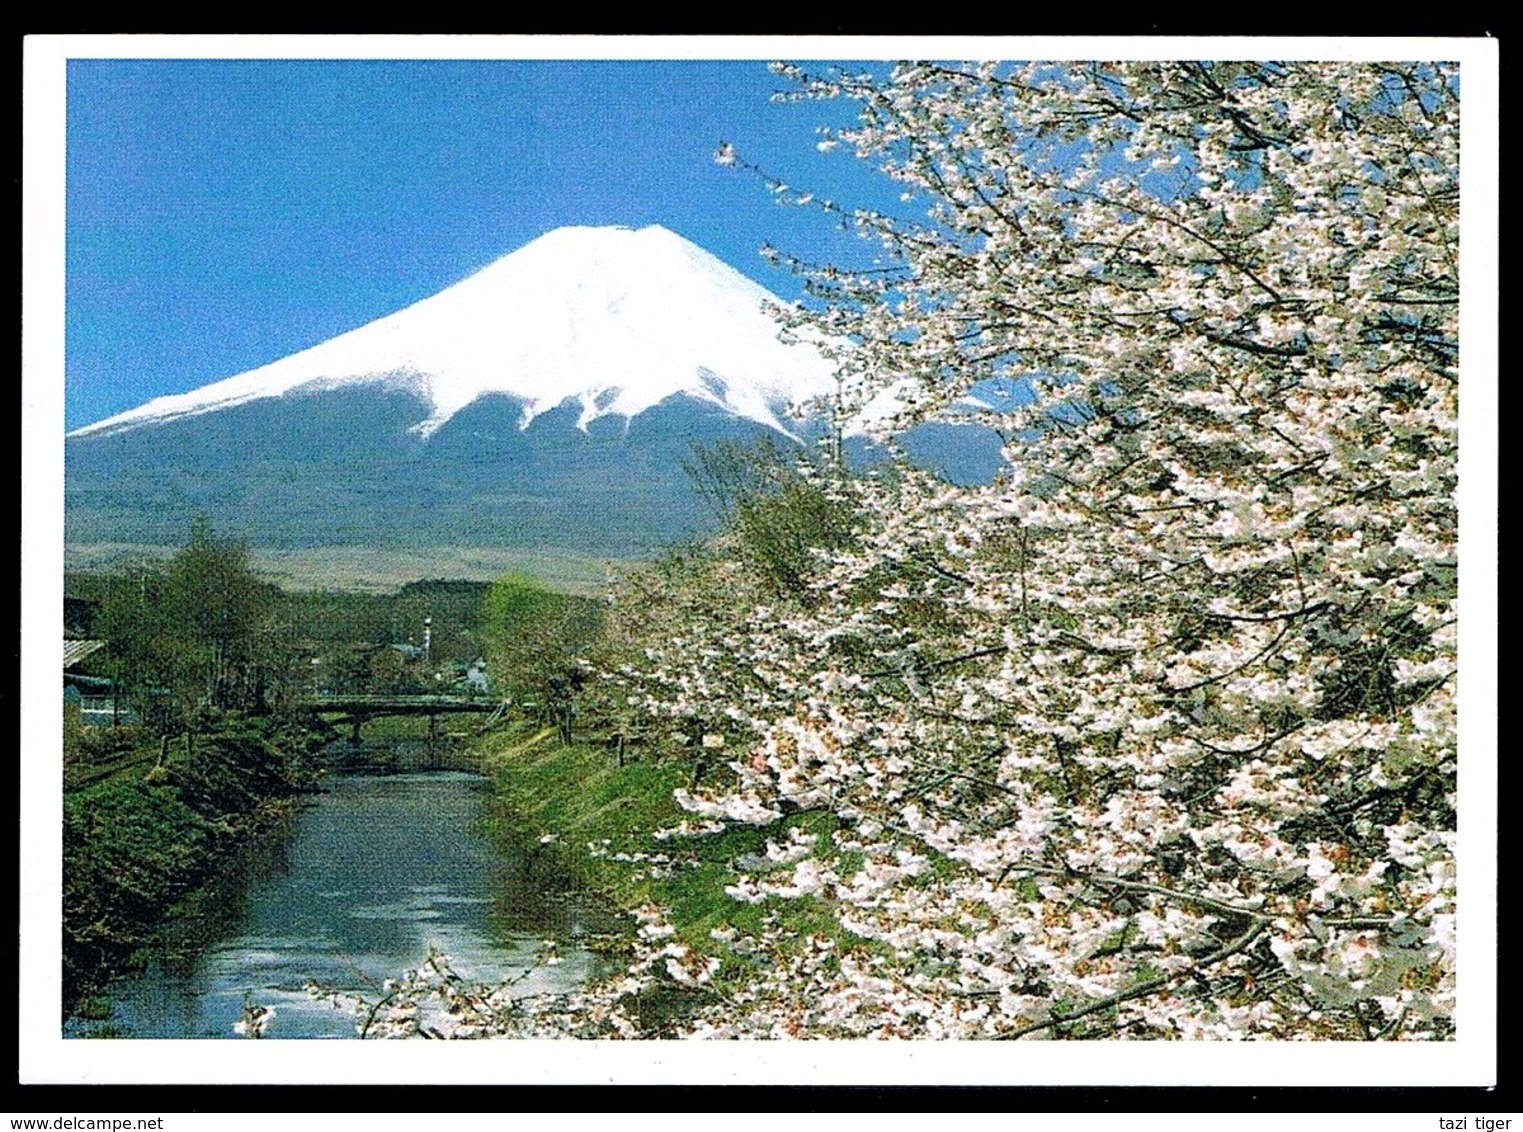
1000;920;1267;1039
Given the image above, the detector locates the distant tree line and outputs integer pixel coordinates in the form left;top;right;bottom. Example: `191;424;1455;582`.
68;525;497;737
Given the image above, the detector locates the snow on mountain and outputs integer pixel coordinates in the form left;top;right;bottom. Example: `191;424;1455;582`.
69;225;841;442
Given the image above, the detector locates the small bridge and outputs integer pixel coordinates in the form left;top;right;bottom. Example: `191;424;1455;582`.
301;693;503;746
304;693;500;718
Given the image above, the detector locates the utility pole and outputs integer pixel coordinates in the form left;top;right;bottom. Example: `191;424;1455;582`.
830;374;845;468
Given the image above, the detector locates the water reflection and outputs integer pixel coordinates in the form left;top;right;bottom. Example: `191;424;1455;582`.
68;771;611;1039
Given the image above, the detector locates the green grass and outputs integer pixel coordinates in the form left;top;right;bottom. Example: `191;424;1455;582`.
477;724;861;959
61;715;315;1019
476;723;877;1032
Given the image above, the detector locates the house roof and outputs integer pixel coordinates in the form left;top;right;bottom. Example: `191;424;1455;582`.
63;639;106;669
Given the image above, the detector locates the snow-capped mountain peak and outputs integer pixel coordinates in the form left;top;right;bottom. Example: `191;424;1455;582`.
68;225;841;441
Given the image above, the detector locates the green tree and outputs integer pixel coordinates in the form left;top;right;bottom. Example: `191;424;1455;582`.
162;521;296;713
161;518;273;710
484;573;601;744
683;437;858;602
96;564;191;733
94;521;290;734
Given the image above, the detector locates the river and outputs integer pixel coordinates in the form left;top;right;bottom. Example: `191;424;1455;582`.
66;770;613;1039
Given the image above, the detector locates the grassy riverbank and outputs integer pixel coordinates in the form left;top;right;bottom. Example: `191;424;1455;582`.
62;715;325;1020
477;723;855;1019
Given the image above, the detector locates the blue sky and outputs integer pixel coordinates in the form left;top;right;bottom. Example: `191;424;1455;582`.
65;58;902;430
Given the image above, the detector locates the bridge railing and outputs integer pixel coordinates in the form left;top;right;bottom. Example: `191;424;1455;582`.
300;693;503;715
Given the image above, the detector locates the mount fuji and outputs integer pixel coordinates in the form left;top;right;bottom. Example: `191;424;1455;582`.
71;225;840;445
65;225;861;574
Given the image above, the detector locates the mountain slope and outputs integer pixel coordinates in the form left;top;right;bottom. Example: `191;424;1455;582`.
70;225;838;443
66;226;843;568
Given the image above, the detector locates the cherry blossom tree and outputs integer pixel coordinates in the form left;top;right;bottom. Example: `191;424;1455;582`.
656;59;1459;1040
335;59;1459;1041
